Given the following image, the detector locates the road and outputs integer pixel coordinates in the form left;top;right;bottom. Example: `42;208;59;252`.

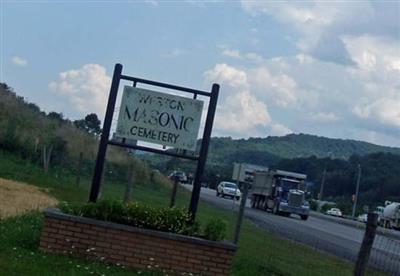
184;185;400;275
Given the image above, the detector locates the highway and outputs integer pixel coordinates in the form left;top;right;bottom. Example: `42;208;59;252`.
183;185;400;275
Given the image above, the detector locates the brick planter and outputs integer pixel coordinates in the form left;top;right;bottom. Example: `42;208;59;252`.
40;208;237;275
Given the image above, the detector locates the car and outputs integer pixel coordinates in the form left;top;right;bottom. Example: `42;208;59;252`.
357;213;368;223
168;171;187;183
216;181;241;200
326;208;343;217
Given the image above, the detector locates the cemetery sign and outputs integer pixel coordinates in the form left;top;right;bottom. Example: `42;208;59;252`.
116;86;203;151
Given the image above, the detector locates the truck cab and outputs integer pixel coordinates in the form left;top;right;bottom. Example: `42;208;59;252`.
251;169;310;220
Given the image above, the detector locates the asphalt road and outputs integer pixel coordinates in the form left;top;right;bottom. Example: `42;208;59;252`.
184;185;400;275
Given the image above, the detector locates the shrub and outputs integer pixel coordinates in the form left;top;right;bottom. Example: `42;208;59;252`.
321;203;336;213
204;218;226;241
60;200;203;239
309;200;318;211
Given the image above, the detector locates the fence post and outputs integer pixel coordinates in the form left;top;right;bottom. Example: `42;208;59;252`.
234;181;249;244
76;152;83;188
170;176;179;208
354;212;378;276
124;164;134;204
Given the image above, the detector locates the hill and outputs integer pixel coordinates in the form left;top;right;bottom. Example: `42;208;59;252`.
207;133;400;162
148;134;400;180
0;83;150;184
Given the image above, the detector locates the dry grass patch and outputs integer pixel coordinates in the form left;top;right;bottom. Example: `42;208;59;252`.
0;178;58;219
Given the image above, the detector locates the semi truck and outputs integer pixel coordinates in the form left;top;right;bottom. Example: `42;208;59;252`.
250;169;310;220
380;201;400;229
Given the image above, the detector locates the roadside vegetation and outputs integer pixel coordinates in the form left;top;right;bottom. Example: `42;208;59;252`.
0;150;358;276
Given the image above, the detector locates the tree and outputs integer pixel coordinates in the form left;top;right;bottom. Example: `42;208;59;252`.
74;113;101;135
48;112;64;122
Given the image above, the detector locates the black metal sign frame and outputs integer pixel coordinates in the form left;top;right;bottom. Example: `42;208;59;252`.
89;63;219;220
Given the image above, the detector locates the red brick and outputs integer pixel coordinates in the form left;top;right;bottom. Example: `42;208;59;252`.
58;230;73;236
74;233;89;239
90;225;106;232
43;227;58;234
95;241;110;248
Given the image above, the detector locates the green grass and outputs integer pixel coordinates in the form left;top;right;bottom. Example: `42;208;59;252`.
0;151;359;275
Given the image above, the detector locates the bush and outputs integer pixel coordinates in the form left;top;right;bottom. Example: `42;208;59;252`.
60;200;203;238
309;200;318;211
204;218;226;241
321;203;336;213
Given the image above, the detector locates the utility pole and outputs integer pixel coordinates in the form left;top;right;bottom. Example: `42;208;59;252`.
319;167;326;201
317;167;327;212
352;164;362;218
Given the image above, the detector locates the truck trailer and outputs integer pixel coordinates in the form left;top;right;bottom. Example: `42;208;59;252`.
380;202;400;229
250;169;310;220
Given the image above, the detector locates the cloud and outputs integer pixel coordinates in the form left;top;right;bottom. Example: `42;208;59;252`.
144;0;158;7
49;64;111;118
309;112;339;123
221;47;264;63
206;35;400;144
354;98;400;127
204;63;291;137
241;1;399;65
204;63;248;89
249;67;298;107
11;56;28;67
222;49;241;59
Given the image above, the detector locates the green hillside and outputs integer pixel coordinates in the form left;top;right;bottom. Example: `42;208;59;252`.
207;134;400;161
0;82;150;184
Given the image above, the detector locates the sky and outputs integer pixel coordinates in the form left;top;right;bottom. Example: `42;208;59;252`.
1;0;400;147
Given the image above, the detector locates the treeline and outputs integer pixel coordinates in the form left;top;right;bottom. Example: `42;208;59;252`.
276;153;400;208
0;83;151;184
145;138;400;210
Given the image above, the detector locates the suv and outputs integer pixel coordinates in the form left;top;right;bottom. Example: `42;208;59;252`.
216;182;241;200
168;171;187;183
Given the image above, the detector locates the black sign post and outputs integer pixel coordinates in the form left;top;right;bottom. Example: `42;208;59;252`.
89;63;219;221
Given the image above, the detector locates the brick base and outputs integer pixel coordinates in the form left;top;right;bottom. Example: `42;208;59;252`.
40;208;237;275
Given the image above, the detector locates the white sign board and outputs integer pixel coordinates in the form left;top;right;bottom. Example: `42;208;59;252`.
115;86;204;151
232;163;268;183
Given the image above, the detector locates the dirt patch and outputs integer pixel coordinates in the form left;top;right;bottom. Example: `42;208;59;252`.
0;178;58;219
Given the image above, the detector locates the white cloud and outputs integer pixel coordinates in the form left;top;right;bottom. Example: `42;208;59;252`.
249;67;298;107
11;56;28;67
49;64;111;118
343;35;400;74
341;34;400;130
204;63;291;137
244;52;263;63
222;49;241;59
206;40;400;144
241;1;399;65
221;47;264;63
354;98;400;127
204;63;248;89
215;90;271;134
270;123;292;136
144;0;158;7
309;112;338;123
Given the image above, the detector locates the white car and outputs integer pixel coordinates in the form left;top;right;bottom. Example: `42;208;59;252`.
357;213;368;223
326;208;343;217
216;182;241;200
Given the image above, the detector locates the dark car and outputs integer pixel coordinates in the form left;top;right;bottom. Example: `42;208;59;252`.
168;171;187;183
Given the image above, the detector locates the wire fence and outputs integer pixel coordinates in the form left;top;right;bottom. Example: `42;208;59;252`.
368;235;400;275
208;190;400;276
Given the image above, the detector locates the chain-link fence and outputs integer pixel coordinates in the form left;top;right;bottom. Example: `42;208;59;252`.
193;186;400;276
367;234;400;275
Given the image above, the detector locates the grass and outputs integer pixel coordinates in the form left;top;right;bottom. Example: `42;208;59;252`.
0;150;360;275
0;178;58;219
